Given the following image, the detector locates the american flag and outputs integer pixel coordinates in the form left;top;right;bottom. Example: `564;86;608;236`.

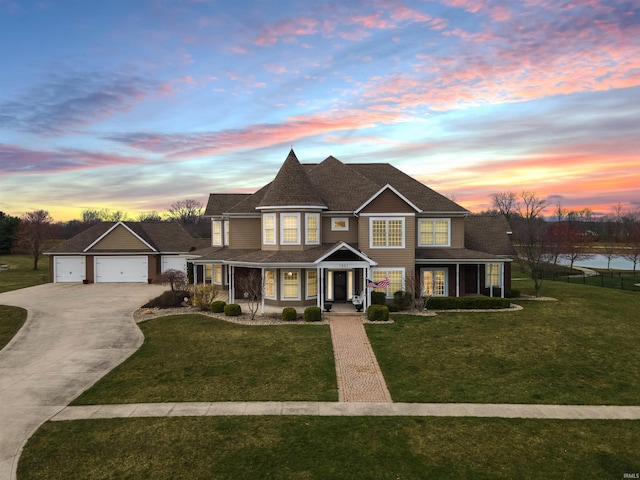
367;277;390;288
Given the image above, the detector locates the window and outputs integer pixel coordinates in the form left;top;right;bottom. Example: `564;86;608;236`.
224;221;229;246
370;217;405;248
263;214;275;245
372;269;404;298
282;270;300;300
419;219;450;246
423;269;447;296
213;264;222;284
332;217;349;231
264;270;276;299
204;264;213;281
212;221;222;246
306;270;318;298
486;263;502;287
306;213;319;245
280;213;300;244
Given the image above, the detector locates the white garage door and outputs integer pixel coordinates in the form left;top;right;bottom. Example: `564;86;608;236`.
54;256;86;283
95;256;148;283
161;256;187;273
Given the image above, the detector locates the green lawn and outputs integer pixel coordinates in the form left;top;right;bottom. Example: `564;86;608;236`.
18;416;640;479
368;277;640;404
0;305;27;350
73;314;337;404
0;254;49;293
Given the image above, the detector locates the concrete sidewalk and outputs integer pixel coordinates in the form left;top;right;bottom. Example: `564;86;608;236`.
52;401;640;421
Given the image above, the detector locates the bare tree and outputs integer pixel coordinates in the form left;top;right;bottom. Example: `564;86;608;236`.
81;208;129;223
491;192;519;221
235;268;264;320
623;221;640;275
156;269;188;291
138;211;163;222
16;210;53;270
511;192;548;297
166;199;203;224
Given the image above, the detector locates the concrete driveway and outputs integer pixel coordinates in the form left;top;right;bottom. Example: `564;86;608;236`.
0;283;165;480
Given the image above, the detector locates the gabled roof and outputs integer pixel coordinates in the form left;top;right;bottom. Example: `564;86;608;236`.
464;215;516;256
47;221;201;254
210;151;469;215
205;193;252;217
257;149;327;209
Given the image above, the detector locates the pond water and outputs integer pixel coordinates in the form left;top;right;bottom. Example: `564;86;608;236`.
556;254;636;270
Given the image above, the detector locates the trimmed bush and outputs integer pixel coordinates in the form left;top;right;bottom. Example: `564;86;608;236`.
223;303;241;316
387;303;400;313
367;304;389;321
393;290;412;311
371;291;386;305
143;290;188;308
507;289;521;298
427;296;511;310
210;300;227;313
304;306;322;322
282;307;298;322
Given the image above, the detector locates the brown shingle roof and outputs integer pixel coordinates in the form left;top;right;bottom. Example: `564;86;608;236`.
415;248;506;261
213;152;468;215
464;215;516;256
205;193;252;216
47;222;200;254
257;150;327;209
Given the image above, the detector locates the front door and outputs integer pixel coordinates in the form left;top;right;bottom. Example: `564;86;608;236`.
334;271;347;301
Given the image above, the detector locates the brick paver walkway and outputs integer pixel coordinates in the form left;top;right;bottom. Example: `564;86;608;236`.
329;316;392;403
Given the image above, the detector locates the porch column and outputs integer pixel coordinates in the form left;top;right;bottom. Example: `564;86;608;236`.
366;267;371;307
362;268;368;308
229;265;234;303
456;264;460;298
318;267;323;310
489;264;494;297
261;267;265;314
500;263;505;298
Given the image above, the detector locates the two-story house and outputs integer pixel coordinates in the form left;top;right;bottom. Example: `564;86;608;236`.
191;150;515;312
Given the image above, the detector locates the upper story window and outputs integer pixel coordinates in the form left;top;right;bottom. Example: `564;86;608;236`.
223;220;229;246
263;213;276;245
212;221;222;246
418;219;450;246
370;217;405;248
332;217;349;231
280;213;300;245
305;213;320;245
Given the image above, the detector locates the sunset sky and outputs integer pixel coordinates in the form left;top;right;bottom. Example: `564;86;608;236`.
1;0;639;221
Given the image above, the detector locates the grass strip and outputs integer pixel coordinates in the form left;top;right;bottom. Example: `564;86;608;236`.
0;305;27;350
72;314;337;404
18;416;640;480
368;277;640;405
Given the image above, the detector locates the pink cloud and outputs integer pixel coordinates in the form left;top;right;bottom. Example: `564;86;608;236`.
0;144;146;175
254;17;319;46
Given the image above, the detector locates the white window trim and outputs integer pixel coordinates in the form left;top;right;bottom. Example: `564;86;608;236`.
306;269;318;299
485;263;502;287
305;213;320;245
421;268;449;297
223;220;229;246
369;217;406;249
331;217;349;231
212;220;222;246
418;218;451;247
280;213;301;245
213;264;222;285
263;213;276;245
371;267;405;298
281;269;301;301
264;269;277;299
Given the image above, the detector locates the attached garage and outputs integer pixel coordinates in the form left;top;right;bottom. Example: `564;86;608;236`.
95;256;149;283
161;255;188;273
54;256;86;283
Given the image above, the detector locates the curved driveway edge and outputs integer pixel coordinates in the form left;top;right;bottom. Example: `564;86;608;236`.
0;283;165;480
